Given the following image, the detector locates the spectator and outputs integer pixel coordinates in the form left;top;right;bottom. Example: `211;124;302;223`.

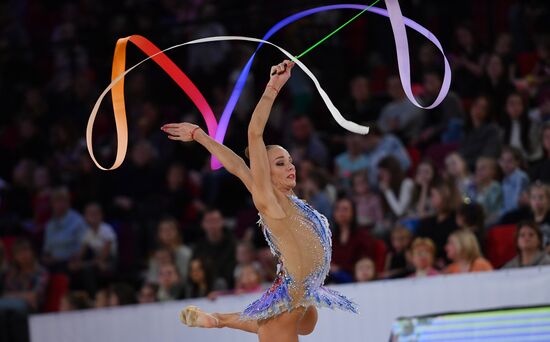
414;71;465;147
499;146;530;216
416;180;460;264
480;54;514;115
59;291;92;311
378;75;424;142
183;258;227;299
0;239;49;311
146;247;176;284
157;263;184;302
444;230;493;274
350;170;384;228
70;202;117;295
300;170;333;220
42;186;86;271
409;160;439;219
233;241;262;284
149;217;192;283
378;156;414;220
334;134;370;190
503;221;550;268
330;198;376;283
138;283;158;304
210;264;265;300
286;115;329;168
458;96;502;168
94;288;110;308
466;157;503;225
451;25;485;98
108;283;136;306
192;209;236;287
354;257;376;283
529;122;550;184
444;152;472;198
456;202;486;246
363;124;411;185
342;75;382;124
409;238;440;277
383;225;413;279
501;93;540;160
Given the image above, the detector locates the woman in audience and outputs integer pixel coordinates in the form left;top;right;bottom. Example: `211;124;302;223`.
350;170;384;228
330;197;376;283
409;238;440;277
456;202;486;246
458;96;502;168
354;257;376;283
501;182;550;252
409;160;439;219
444;230;493;274
466;157;503;225
444;152;472;198
503;221;550;268
416;180;460;265
183;258;227;299
157;263;185;301
149;217;192;283
138;283;158;304
501;93;539;160
529;122;550;184
383;225;413;278
378;156;414;220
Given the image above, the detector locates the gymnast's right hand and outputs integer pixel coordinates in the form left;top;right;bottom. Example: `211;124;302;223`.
161;122;203;142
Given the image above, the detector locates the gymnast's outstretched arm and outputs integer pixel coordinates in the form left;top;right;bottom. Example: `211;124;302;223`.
161;122;254;193
247;60;294;215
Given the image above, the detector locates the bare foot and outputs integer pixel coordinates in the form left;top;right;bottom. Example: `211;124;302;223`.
180;306;220;328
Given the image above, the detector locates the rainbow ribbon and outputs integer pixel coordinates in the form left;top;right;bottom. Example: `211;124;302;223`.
87;0;451;171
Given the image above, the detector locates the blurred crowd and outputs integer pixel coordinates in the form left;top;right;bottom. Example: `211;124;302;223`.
0;0;549;341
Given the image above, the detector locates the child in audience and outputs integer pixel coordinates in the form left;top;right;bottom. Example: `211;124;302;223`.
466;157;503;225
351;170;384;228
499;146;529;216
354;257;376;282
503;221;550;268
383;225;413;278
409;238;440;277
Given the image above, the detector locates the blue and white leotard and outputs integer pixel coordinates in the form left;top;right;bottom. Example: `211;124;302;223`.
240;193;359;321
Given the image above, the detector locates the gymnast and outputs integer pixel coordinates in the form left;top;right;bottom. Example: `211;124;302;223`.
161;60;358;342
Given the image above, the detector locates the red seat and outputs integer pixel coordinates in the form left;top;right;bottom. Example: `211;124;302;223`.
0;236;17;261
485;224;517;269
516;52;539;77
373;239;388;274
42;273;70;312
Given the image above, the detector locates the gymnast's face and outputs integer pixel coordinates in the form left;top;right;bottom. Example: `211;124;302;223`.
268;146;296;191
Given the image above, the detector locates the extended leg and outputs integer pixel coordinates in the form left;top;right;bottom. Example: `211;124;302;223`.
180;306;258;334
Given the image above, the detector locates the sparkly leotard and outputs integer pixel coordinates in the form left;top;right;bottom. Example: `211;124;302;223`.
240;193;359;321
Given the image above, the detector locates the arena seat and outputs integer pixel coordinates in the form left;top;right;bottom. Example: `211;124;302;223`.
0;236;17;261
484;224;517;269
42;273;70;312
373;239;387;274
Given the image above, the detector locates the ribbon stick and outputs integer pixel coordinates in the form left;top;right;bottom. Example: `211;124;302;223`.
87;0;452;171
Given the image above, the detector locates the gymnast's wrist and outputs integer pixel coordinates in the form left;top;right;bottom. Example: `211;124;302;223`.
264;83;279;98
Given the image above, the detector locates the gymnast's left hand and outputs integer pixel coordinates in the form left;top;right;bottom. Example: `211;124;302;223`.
161;122;202;142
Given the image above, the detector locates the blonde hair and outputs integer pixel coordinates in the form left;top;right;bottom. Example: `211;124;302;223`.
411;237;436;257
449;229;482;262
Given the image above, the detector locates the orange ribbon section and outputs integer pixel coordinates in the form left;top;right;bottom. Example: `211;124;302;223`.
87;35;217;170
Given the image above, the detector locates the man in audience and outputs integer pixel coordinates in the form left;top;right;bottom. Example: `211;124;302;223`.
42;187;87;272
192;209;237;288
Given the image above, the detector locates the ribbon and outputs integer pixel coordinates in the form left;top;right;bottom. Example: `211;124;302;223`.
87;0;451;171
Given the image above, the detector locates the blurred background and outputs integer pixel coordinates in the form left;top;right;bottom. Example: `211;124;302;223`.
0;0;549;341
